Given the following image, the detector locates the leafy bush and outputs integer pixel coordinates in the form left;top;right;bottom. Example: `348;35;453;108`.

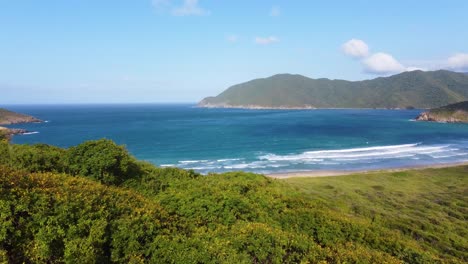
66;139;141;185
9;143;67;173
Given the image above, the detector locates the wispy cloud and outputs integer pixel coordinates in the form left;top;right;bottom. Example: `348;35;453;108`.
151;0;171;12
226;34;239;43
270;6;281;17
152;0;209;16
172;0;209;16
255;36;279;45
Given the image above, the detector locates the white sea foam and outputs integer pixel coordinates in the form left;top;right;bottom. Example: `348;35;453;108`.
430;153;467;159
216;158;242;162
22;131;39;135
257;143;463;163
179;160;209;164
167;142;468;174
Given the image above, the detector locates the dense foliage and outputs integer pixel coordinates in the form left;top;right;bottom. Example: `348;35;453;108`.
1;140;467;263
199;70;468;109
0;139;141;185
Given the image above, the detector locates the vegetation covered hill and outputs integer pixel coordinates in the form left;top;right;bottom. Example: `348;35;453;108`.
0;108;41;139
199;70;468;109
0;138;467;263
0;108;41;125
416;101;468;123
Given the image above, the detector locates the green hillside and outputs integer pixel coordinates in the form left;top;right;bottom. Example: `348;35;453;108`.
0;139;467;263
416;101;468;122
199;70;468;109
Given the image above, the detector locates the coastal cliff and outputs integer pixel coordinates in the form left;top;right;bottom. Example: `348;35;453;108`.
0;108;42;139
0;108;42;125
416;101;468;123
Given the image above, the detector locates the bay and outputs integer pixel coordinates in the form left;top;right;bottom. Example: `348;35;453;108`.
6;104;468;174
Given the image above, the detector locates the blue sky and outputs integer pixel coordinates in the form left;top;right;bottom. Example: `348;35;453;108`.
1;0;468;104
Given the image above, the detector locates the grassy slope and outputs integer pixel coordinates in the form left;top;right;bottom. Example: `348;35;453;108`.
284;166;468;262
201;70;468;108
1;138;466;263
0;108;41;125
1;163;467;262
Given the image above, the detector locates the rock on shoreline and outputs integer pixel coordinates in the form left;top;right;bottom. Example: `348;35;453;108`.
415;111;468;123
415;101;468;123
0;127;29;140
0;108;42;140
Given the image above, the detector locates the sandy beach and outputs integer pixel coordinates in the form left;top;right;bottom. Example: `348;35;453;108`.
267;161;468;178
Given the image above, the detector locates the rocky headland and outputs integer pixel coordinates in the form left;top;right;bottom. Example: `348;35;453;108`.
0;108;42;139
415;101;468;123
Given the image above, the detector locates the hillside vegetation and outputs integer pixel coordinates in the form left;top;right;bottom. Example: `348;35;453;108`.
416;101;468;122
0;138;467;263
199;70;468;109
0;108;41;125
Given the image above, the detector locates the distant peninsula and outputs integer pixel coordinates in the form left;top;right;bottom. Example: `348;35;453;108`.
0;108;42;139
199;70;468;109
416;101;468;123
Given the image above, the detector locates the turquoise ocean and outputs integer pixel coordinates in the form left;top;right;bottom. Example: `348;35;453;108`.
6;104;468;174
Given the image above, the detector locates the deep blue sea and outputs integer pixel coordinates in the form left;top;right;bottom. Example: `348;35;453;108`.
5;104;468;174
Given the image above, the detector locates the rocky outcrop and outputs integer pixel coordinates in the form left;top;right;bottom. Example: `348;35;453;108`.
415;102;468;123
0;108;42;141
0;108;42;125
0;127;28;140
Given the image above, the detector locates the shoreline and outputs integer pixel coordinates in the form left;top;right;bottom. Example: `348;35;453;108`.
197;104;425;110
267;161;468;179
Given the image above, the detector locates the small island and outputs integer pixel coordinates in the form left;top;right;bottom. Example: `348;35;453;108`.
416;101;468;123
0;108;42;139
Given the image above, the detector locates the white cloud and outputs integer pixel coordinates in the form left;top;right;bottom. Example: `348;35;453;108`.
446;53;468;71
226;34;239;43
405;66;426;72
362;52;406;74
341;39;369;59
270;6;280;17
152;0;209;16
255;36;279;45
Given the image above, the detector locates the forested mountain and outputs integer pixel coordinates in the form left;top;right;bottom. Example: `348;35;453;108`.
199;70;468;109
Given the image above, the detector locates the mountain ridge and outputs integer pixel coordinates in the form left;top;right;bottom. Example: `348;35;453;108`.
199;70;468;109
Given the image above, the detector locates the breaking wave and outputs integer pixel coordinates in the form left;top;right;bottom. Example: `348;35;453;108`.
21;131;39;135
164;142;468;174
